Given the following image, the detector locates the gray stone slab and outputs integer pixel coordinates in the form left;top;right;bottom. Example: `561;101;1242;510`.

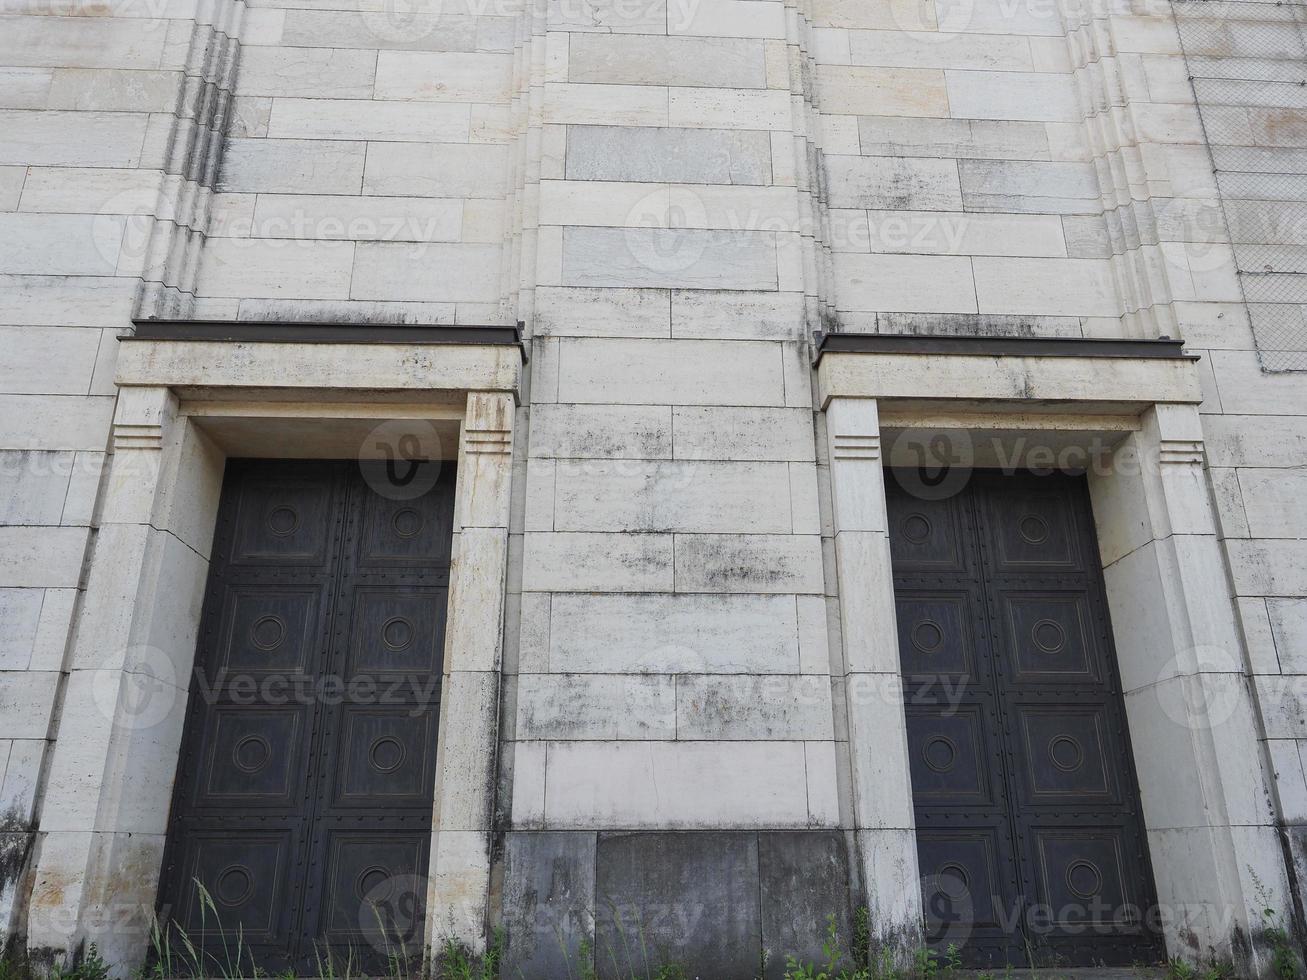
566;125;772;184
759;831;853;980
595;831;762;980
502;831;597;980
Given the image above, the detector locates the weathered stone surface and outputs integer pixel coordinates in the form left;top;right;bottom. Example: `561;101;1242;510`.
502;832;596;980
595;832;761;979
759;832;853;980
567;125;773;184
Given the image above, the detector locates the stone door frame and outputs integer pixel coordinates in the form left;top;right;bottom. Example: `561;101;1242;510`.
25;329;522;972
817;334;1293;975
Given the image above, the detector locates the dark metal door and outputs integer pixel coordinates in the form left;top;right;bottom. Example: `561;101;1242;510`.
157;459;455;974
887;470;1160;968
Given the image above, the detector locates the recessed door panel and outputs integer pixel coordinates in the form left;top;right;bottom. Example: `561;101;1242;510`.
158;460;456;974
889;470;1160;968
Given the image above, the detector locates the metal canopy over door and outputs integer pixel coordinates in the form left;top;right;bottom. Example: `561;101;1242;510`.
157;458;455;974
887;470;1160;968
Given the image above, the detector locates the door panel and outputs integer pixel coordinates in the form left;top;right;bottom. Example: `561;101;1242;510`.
889;470;1160;968
158;459;455;974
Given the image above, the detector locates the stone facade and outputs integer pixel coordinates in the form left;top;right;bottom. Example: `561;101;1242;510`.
0;0;1306;976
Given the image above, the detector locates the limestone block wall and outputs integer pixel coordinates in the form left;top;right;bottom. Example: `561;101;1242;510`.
1;0;1306;973
0;0;239;936
188;0;517;323
811;0;1120;334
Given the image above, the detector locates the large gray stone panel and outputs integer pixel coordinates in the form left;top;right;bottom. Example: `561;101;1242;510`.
502;831;597;980
759;831;854;980
595;831;762;979
566;125;772;184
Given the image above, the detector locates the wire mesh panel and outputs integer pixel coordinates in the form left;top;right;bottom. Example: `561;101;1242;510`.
1174;0;1307;371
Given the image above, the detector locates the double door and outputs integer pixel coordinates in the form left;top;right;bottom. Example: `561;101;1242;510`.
887;470;1160;967
157;459;455;973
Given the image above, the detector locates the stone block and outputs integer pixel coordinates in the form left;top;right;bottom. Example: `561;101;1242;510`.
594;832;761;979
351;242;501;303
568;34;766;88
847;29;1033;70
523;531;673;592
817;66;948;117
834;253;977;314
444;527;509;673
958;159;1100;214
218;138;366;195
556;337;784;406
945;69;1079;122
547;742;811;827
1220;540;1307;597
533;286;671;338
234;47;377;98
16;167;159;215
528;403;672;459
267;98;471;142
671;406;815;461
196;238;355;300
561;226;778;290
825;155;962;210
1233;468;1307;539
552;459;793;532
516;674;676;739
670;289;805;339
0;450;72;525
549;593;800;672
502;831;596;980
0;526;87;588
0;670;58;739
669;0;785;37
46;68;180;113
0;326;103;396
0;110;148;167
250;194;463;243
374;51;513;102
0;213;123;276
544;82;670;127
433;671;500;831
0;15;168;69
361;142;509;197
858;115;1050;160
0;394;115;451
566;125;772;184
277;10;479;51
759;832;853;980
0;68;51;110
0;589;42;670
667;87;791;129
547;0;667;34
972;257;1120;317
676;674;834;739
673;533;824;593
1268;598;1307;674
